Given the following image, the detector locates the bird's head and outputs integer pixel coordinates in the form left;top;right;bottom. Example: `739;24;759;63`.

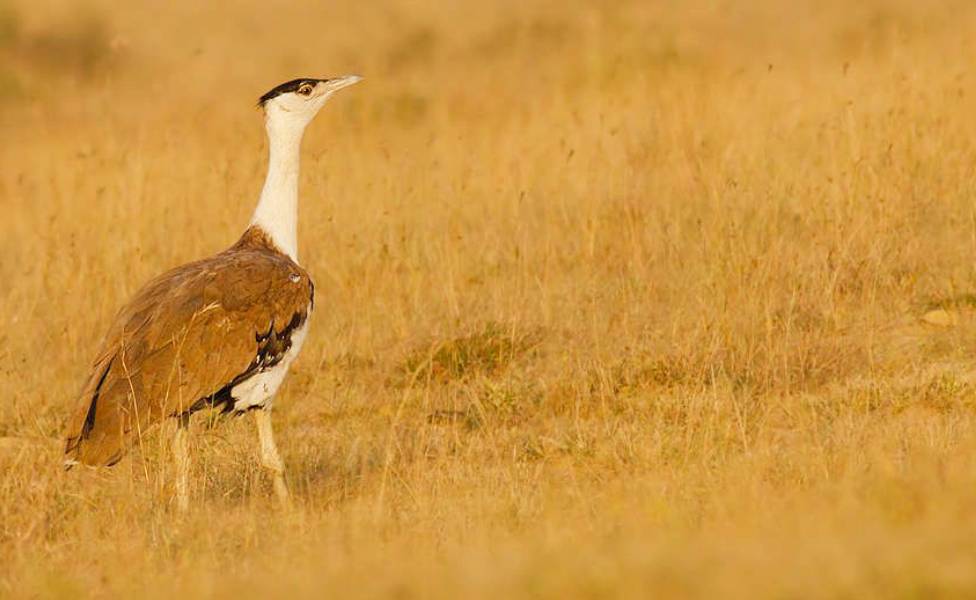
258;75;362;132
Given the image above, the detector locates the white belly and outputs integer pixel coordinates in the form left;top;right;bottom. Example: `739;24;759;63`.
230;320;309;412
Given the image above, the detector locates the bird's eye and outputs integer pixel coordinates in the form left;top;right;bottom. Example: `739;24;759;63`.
297;83;314;96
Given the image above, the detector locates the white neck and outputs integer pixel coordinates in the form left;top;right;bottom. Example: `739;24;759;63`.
249;117;306;262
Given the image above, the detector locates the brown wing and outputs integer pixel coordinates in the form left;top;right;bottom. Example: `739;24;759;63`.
64;235;313;467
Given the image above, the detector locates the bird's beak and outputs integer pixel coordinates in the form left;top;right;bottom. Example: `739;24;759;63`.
321;75;363;92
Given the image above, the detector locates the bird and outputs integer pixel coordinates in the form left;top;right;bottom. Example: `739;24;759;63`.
63;75;362;509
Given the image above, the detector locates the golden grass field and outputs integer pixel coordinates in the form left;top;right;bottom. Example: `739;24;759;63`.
5;0;976;596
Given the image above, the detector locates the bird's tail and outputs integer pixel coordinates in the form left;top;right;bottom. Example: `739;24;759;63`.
64;389;127;469
64;425;126;469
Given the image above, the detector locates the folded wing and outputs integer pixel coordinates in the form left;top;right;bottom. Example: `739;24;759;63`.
64;235;313;467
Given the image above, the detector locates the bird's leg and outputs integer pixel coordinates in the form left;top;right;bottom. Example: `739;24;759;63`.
253;409;290;506
172;413;191;512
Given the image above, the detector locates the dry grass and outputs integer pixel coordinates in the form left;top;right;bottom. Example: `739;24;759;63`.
4;0;976;596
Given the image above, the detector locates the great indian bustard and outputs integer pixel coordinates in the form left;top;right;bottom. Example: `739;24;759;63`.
64;76;362;509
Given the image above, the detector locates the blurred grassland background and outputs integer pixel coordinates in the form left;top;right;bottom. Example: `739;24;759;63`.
4;0;976;597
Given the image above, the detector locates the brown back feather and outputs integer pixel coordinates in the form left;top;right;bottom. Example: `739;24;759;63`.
64;227;313;466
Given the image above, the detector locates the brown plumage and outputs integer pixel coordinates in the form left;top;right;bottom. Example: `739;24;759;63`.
64;75;361;509
64;226;313;467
